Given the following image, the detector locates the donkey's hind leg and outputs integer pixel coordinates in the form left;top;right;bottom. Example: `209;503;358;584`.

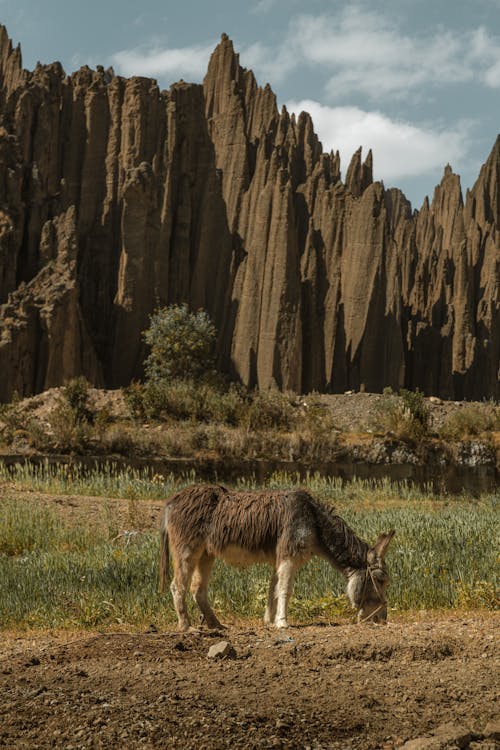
275;558;301;629
190;553;223;629
170;546;197;632
264;569;278;625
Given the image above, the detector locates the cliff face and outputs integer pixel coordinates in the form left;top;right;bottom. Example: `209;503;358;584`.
0;29;498;400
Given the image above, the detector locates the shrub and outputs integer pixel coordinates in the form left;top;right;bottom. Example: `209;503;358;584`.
140;379;207;421
124;381;146;420
400;388;430;433
125;378;249;426
49;402;93;452
372;388;430;441
203;382;249;426
63;376;93;423
243;388;298;431
439;403;500;441
0;402;26;445
143;304;216;383
46;377;94;452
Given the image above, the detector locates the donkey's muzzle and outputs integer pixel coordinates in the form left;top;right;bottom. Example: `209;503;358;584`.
358;604;387;624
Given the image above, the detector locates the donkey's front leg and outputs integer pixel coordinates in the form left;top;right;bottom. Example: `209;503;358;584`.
274;559;299;628
264;569;278;625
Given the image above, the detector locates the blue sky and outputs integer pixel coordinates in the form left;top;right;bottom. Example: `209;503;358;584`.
2;0;500;208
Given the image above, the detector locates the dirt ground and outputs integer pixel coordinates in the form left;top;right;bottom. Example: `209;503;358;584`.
1;615;498;750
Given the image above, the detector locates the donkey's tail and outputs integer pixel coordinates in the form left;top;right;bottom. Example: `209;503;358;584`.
159;516;170;594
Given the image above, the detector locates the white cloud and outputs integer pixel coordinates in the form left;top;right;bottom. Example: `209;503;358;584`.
238;41;295;84
108;8;500;100
111;36;294;87
469;26;500;87
234;8;500;102
250;0;278;14
286;99;471;182
285;9;480;101
111;41;216;81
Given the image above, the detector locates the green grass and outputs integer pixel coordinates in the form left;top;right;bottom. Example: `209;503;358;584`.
0;460;191;500
0;465;498;629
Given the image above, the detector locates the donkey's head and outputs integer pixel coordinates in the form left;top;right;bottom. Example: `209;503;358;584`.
346;530;395;623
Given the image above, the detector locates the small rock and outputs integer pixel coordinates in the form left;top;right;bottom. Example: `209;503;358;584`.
432;723;472;748
484;720;500;740
275;719;289;729
398;723;473;750
207;640;236;660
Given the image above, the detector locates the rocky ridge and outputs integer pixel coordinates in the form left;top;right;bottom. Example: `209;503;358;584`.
0;28;498;400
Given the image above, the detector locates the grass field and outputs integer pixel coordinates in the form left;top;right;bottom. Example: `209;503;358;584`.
0;463;498;629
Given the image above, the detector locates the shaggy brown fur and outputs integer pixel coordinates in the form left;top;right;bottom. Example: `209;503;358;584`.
160;485;394;631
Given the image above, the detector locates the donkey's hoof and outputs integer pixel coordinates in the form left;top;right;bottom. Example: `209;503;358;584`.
275;620;289;629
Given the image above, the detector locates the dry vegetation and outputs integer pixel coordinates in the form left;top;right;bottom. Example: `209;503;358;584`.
0;379;498;473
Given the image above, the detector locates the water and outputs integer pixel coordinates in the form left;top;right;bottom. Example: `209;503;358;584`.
0;454;497;495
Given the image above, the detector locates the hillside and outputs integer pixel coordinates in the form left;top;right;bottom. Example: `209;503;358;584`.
0;27;498;400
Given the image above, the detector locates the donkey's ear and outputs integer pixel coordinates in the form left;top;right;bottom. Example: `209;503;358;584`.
372;530;395;559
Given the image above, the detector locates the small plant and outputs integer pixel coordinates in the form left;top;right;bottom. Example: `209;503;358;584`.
455;579;499;610
301;396;338;436
63;376;93;423
372;388;430;441
49;403;93;452
243;388;298;431
400;389;430;434
0;402;26;445
94;406;112;441
124;381;146;420
143;304;217;384
439;403;500;441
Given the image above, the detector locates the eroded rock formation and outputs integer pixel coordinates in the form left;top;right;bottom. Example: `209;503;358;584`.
0;28;498;400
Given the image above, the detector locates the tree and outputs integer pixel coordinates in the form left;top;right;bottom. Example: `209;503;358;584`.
143;304;216;383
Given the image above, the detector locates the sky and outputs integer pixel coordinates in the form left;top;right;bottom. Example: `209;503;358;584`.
2;0;500;209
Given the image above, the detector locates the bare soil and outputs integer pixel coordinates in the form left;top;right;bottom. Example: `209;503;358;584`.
1;616;498;750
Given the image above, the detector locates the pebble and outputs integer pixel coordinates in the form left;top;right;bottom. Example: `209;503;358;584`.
484;721;500;740
207;641;237;660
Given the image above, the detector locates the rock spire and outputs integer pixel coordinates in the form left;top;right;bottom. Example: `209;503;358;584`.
0;27;498;400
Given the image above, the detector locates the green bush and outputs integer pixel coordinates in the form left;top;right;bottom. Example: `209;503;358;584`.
144;304;216;383
439;403;499;440
48;403;93;452
372;388;430;441
123;381;146;420
243;388;298;431
135;379;248;425
400;388;430;434
123;377;298;433
62;377;92;423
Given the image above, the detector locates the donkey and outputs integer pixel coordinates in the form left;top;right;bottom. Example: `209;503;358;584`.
159;484;395;630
